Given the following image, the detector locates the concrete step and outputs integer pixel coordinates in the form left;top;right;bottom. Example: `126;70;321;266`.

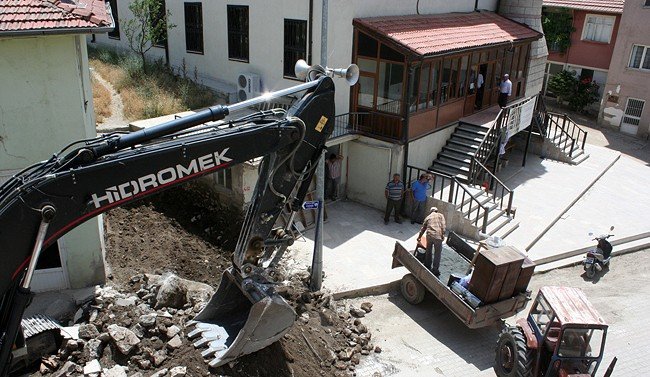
448;138;479;151
453;132;484;144
440;149;476;162
442;145;477;156
489;217;520;239
438;153;472;166
458;122;490;134
429;165;469;182
431;160;470;176
486;208;507;227
571;152;590;165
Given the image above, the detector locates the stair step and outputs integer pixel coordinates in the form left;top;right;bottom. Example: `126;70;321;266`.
433;159;470;173
571;152;590;165
458;122;490;134
486;208;507;227
456;129;486;140
443;144;477;156
452;133;483;144
489;218;520;239
429;165;468;181
441;149;476;162
448;138;479;150
438;153;472;166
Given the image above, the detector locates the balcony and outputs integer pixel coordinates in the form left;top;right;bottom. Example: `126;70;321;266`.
332;112;404;142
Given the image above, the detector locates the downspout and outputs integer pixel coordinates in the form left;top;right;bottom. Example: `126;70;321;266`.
401;64;414;187
475;0;479;11
308;0;313;65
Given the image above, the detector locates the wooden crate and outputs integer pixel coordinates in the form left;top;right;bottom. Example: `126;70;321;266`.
515;255;536;294
469;246;524;304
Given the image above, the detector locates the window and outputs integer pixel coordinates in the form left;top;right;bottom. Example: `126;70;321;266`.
582;14;615;43
216;168;232;190
227;5;249;61
377;61;404;114
151;0;168;47
283;19;307;77
428;61;440;107
184;3;203;53
629;45;650;70
108;0;119;39
645;0;650;6
417;63;430;110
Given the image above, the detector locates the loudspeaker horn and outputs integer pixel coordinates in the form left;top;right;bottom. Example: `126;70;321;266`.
294;59;311;81
331;64;359;86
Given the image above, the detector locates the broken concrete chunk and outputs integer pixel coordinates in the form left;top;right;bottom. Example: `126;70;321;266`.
155;274;188;309
152;349;167;367
138;314;157;328
169;366;187;377
83;338;102;360
83;359;101;375
149;368;169;377
360;302;373;313
107;324;141;355
103;365;128;377
166;325;181;338
115;297;137;307
349;306;366;318
374;345;382;353
78;324;100;340
166;335;183;350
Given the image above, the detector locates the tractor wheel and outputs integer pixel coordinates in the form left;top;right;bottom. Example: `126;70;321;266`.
494;326;533;377
586;265;596;279
400;274;425;305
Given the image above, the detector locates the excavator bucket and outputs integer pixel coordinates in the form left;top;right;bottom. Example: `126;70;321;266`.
187;269;296;368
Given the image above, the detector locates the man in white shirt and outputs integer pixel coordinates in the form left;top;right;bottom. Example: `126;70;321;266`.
498;73;512;108
475;71;485;109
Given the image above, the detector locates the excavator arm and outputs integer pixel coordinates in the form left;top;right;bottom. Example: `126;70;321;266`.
0;70;340;373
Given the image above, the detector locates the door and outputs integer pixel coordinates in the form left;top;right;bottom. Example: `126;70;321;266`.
31;239;69;292
346;142;391;210
621;98;644;135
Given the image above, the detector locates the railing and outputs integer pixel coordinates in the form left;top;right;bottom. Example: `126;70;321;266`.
469;159;514;217
534;94;548;136
407;165;489;233
468;108;507;183
333;112;404;141
545;112;588;157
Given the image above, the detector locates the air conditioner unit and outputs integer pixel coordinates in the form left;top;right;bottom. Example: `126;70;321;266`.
236;73;260;101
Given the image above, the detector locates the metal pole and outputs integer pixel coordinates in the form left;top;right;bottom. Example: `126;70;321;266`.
523;118;533;167
310;0;328;292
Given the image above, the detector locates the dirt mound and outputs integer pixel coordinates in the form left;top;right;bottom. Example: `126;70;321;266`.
32;183;376;377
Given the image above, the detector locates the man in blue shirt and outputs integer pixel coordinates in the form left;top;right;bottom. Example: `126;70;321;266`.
410;174;431;224
384;173;405;224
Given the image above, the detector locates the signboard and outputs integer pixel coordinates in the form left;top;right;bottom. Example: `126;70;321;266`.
302;201;320;210
506;97;536;136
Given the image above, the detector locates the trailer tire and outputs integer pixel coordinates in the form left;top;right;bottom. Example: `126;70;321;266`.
494;326;532;377
586;265;595;279
401;274;425;305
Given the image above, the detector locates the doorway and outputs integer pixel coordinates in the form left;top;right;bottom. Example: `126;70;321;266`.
31;239;69;292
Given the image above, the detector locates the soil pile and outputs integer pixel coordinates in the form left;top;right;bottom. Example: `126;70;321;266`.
32;183;378;377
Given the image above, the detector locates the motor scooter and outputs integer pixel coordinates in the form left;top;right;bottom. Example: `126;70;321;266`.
583;226;614;279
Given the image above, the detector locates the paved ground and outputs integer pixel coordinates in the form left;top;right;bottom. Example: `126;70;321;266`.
348;249;650;377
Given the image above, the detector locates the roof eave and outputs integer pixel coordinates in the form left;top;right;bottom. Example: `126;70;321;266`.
542;5;623;14
0;24;114;38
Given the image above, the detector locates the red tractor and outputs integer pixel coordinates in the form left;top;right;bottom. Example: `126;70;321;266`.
495;286;612;377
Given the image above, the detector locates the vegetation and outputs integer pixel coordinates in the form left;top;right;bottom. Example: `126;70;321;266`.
91;75;112;123
547;70;600;112
88;46;218;120
542;10;574;53
123;0;175;73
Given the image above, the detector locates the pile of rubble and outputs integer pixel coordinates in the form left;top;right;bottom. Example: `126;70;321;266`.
34;270;381;377
37;273;214;376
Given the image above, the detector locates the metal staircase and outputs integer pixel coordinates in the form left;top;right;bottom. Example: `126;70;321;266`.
429;122;489;182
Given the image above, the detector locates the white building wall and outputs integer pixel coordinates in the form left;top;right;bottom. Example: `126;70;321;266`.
0;34;105;290
407;125;458;170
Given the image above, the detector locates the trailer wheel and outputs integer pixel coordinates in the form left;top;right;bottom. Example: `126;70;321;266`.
586;265;595;279
400;274;425;305
494;326;532;377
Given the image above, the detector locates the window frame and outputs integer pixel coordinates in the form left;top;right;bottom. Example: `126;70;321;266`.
184;2;204;54
107;0;120;40
628;44;650;71
283;19;308;79
215;168;233;190
581;13;616;44
227;5;250;62
151;0;168;48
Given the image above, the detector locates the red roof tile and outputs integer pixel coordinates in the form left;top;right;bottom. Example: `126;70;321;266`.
543;0;624;14
0;0;113;34
354;12;543;58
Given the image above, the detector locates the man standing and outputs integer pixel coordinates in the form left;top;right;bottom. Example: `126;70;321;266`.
417;207;446;277
475;70;484;109
384;173;404;224
325;153;343;200
498;73;512;108
410;174;431;224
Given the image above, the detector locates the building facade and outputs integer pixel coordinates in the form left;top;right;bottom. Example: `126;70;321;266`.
93;0;546;211
0;0;113;291
599;0;650;137
541;0;624;107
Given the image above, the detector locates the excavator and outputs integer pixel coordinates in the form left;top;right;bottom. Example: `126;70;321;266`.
0;60;359;374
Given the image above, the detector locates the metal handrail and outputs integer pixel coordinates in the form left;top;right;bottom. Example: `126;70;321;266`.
470;159;514;217
545;112;588;157
333;111;404;140
406;165;489;232
469;108;506;183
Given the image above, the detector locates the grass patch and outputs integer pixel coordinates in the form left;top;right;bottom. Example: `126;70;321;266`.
91;76;112;123
88;46;218;120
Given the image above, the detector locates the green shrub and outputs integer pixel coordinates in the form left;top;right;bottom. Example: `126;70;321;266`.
547;70;600;112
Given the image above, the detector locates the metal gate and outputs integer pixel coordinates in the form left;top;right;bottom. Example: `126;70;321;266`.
621;98;645;135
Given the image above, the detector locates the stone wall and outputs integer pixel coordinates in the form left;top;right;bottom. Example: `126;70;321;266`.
499;0;548;97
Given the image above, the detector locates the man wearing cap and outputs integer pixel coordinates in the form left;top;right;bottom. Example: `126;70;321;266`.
417;207;446;277
498;73;512;108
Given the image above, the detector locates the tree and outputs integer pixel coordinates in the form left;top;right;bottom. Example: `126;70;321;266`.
547;70;600;112
123;0;175;73
542;10;575;53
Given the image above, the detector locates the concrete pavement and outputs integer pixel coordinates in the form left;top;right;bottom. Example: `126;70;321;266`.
349;249;650;377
